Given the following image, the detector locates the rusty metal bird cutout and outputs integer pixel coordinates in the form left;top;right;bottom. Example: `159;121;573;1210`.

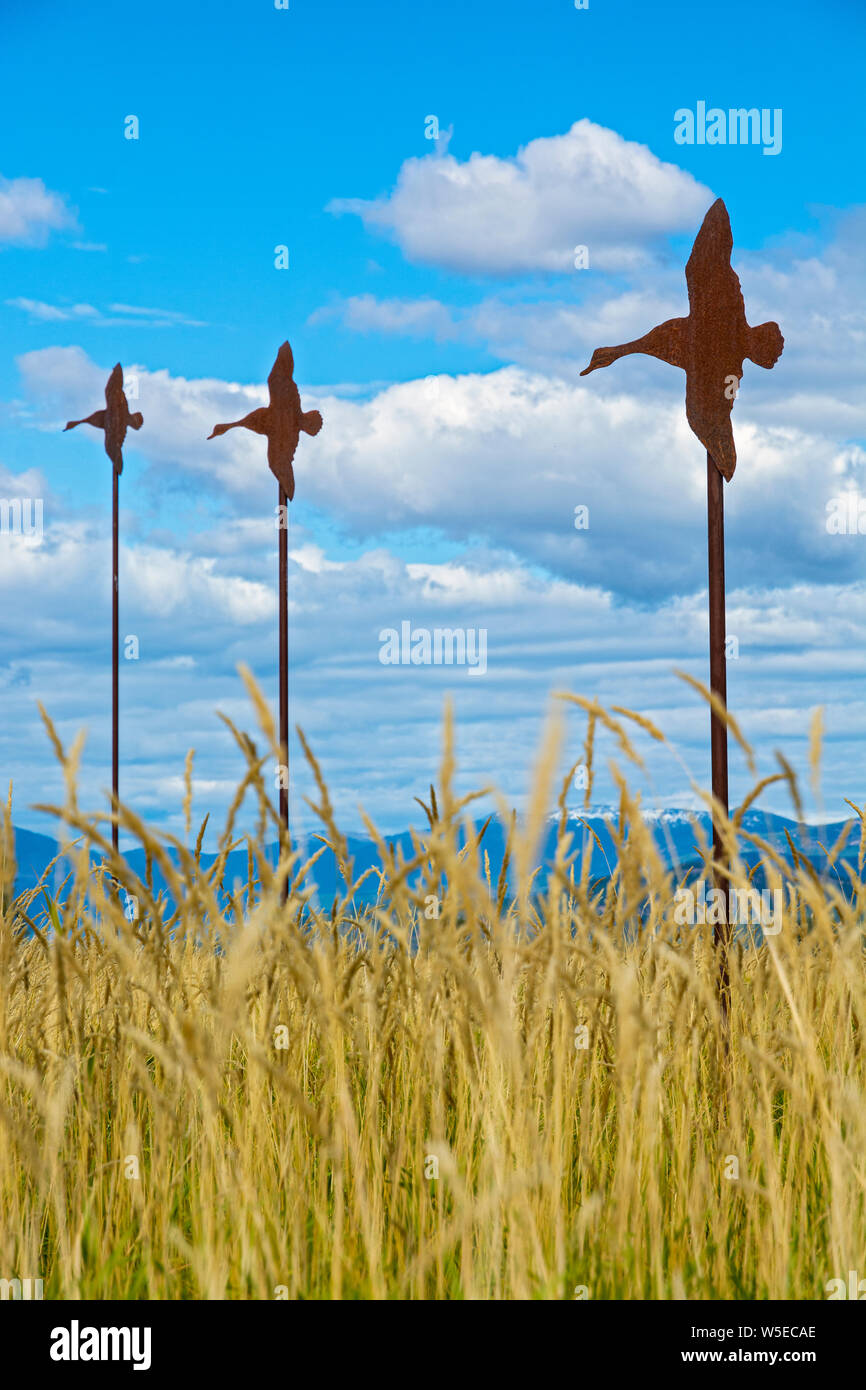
207;341;322;500
580;198;783;479
63;363;143;476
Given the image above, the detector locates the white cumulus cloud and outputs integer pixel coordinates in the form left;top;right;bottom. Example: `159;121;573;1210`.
328;120;712;274
0;174;78;245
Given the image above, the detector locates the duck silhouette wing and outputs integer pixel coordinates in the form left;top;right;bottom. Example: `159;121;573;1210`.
268;432;298;501
105;434;125;475
267;342;296;409
685;374;737;480
685;198;746;327
105;363;124;395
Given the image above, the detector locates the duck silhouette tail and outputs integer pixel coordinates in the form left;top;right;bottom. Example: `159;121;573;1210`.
748;321;784;370
300;409;323;437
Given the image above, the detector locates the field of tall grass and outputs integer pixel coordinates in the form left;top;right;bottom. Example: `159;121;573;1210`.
1;671;864;1300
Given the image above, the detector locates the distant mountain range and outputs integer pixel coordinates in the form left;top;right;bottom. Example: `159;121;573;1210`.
8;808;861;916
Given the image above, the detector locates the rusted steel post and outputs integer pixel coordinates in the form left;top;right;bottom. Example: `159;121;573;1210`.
279;483;289;846
112;466;120;852
64;364;142;855
707;452;731;1022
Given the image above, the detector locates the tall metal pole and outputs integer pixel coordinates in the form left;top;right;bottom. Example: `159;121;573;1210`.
112;464;120;853
279;482;289;853
707;453;730;1023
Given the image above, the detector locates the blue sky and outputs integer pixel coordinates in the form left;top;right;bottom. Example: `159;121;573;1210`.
1;0;865;846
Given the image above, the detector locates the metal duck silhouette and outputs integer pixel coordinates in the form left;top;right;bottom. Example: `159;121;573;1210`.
207;341;322;500
581;198;783;478
63;363;143;475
